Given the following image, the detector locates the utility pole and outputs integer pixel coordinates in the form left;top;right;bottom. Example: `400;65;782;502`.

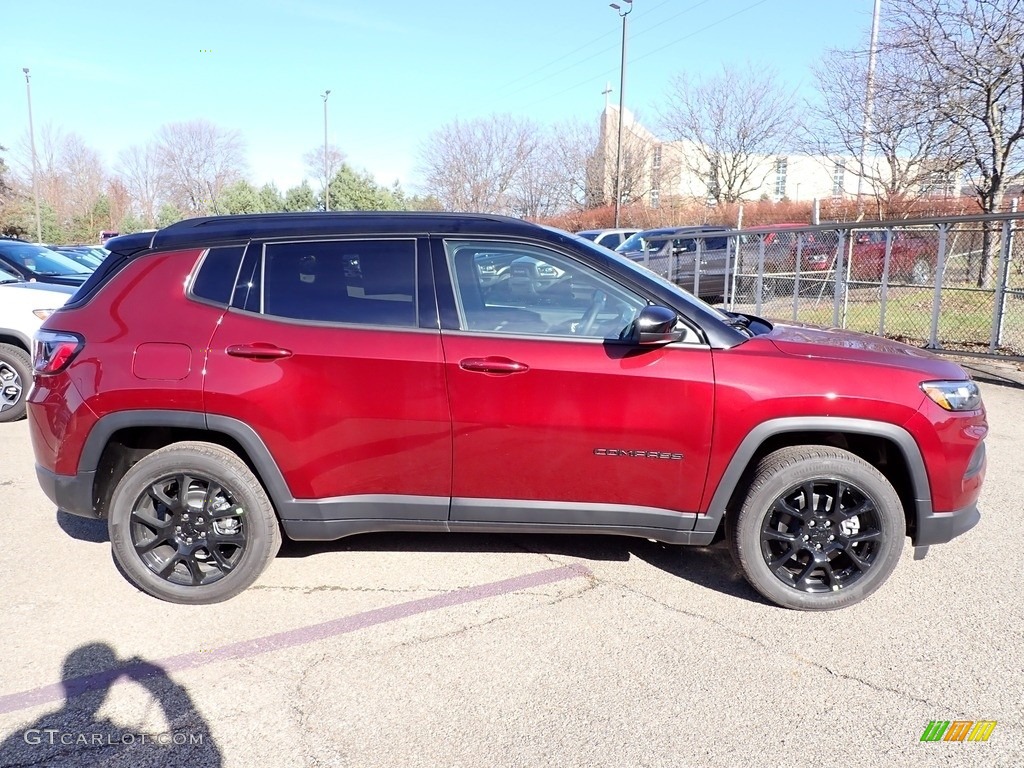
322;90;331;212
23;68;42;242
855;0;881;218
610;0;633;228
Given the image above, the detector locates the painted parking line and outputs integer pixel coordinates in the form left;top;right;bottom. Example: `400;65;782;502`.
0;563;589;716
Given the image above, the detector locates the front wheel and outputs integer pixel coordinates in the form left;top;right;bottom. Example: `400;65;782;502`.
108;441;282;604
729;446;905;610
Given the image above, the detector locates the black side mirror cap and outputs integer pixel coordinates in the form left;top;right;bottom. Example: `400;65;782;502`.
622;305;684;345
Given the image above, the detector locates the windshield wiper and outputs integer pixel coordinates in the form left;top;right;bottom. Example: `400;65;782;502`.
724;313;755;337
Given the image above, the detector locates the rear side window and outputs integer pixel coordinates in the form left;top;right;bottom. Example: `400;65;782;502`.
191;246;246;306
259;239;417;327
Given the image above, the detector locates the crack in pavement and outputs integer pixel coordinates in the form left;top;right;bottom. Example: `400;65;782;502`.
373;576;601;655
611;580;956;712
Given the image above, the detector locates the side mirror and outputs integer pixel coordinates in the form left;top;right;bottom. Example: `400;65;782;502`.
623;305;684;345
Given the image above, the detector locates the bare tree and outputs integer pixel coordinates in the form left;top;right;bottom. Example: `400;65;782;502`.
888;0;1024;212
509;138;563;220
154;120;247;215
117;142;166;227
545;118;603;211
61;134;105;225
416;114;541;214
659;63;796;203
11;125;107;240
882;0;1024;285
805;45;963;212
302;144;346;208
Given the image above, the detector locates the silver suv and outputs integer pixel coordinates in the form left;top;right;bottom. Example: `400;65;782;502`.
0;266;74;422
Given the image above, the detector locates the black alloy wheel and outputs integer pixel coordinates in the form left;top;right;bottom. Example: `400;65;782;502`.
129;473;248;587
730;446;905;610
108;441;281;604
760;478;884;593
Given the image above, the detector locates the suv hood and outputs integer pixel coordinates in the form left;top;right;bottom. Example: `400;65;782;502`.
766;322;966;378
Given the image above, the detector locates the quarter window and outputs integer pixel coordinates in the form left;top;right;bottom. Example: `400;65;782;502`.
259;239;417;327
191;246;246;306
445;240;645;340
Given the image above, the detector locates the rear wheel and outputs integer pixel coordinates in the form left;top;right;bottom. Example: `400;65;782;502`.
729;446;905;610
0;344;32;423
108;441;281;604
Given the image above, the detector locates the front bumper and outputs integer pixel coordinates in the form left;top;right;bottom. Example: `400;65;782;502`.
35;464;99;519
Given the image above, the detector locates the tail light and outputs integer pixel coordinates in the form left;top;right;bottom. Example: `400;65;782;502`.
33;330;84;375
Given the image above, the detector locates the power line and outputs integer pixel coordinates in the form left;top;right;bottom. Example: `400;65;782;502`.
630;0;770;68
495;0;713;100
493;0;684;94
516;0;771;111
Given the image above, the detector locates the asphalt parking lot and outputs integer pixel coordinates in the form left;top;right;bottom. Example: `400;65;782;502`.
0;380;1021;768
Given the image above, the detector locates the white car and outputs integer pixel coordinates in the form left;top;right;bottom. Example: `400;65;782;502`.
575;228;640;251
0;266;75;422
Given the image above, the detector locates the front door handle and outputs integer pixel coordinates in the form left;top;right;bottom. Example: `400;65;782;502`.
459;357;530;375
226;343;293;360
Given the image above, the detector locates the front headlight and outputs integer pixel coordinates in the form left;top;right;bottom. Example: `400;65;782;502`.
33;308;59;321
920;380;982;411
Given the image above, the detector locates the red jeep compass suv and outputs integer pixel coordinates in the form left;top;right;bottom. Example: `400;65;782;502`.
28;213;986;609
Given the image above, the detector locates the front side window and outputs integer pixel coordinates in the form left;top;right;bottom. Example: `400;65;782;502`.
259;239;417;327
445;240;645;340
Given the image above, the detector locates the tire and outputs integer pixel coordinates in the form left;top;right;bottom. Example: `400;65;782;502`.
108;441;282;604
728;446;905;611
0;344;32;423
910;258;933;286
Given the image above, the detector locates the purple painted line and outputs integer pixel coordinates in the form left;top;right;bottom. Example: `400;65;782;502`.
0;563;588;716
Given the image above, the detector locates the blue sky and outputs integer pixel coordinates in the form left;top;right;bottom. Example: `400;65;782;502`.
0;0;872;195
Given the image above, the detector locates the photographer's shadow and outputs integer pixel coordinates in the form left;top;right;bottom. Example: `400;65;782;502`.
0;643;221;767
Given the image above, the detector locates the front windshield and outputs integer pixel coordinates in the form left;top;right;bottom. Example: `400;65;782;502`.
58;249;104;268
1;243;92;276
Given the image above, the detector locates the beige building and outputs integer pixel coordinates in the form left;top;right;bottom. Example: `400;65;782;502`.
593;106;960;207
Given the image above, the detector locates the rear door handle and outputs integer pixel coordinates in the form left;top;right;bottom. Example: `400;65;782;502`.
459;357;529;375
226;343;293;360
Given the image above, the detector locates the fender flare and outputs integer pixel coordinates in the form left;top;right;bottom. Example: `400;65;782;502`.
78;409;297;509
696;416;932;534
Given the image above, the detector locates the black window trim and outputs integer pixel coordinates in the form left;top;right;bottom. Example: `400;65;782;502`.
186;243;251;310
227;236;430;331
434;234;707;346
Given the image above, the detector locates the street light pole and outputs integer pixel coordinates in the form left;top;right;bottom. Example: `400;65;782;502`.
322;89;331;212
22;68;42;242
855;0;881;218
610;1;632;227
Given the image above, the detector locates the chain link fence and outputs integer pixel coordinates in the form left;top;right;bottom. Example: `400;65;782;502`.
631;212;1023;359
